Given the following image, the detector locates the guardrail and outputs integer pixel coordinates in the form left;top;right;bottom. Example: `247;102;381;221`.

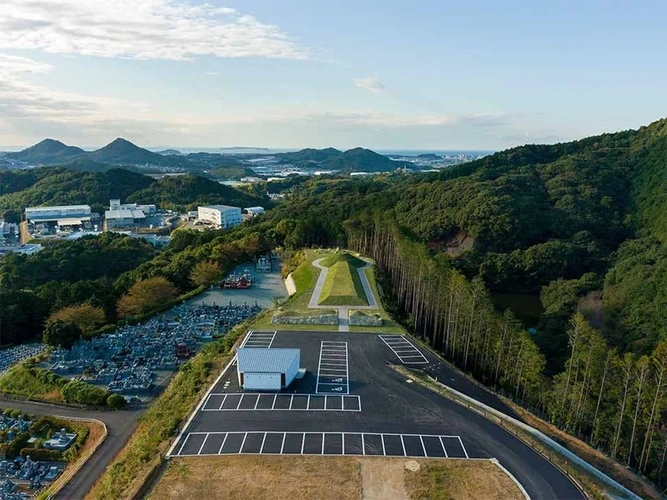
404;367;641;500
42;416;108;500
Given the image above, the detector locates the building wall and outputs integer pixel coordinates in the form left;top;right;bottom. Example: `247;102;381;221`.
198;206;242;228
198;207;222;226
284;354;300;387
221;207;242;228
243;372;282;391
25;205;91;221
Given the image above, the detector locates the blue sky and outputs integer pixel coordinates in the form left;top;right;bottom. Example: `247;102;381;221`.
0;0;665;150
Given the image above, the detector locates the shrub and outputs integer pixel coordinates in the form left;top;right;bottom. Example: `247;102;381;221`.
20;448;62;461
10;409;21;419
107;393;126;409
61;379;109;406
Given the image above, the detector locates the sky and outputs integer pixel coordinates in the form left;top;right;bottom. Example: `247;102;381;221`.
1;0;666;151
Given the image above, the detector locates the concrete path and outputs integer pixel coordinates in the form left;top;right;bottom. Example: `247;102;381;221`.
339;308;350;332
308;257;379;332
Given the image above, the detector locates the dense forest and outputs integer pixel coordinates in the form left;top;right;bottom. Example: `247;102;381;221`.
1;117;666;489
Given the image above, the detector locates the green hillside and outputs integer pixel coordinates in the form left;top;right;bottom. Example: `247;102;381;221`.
320;251;366;269
0;167;154;211
318;258;368;306
6;139;85;165
127;174;266;211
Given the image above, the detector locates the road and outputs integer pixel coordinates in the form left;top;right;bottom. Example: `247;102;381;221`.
3;400;144;499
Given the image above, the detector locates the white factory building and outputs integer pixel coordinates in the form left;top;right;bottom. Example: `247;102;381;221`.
197;205;242;228
243;206;265;217
105;199;156;229
24;205;92;226
237;348;300;391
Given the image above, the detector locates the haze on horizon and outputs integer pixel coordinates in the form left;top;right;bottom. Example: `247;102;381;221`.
1;0;665;151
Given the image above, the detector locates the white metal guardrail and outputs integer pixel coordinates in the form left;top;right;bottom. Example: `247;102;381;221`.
427;376;641;500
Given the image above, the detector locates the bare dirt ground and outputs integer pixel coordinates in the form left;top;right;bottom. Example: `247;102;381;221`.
360;458;407;499
149;456;524;500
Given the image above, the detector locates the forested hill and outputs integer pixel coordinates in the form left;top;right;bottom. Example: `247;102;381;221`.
268;117;667;360
0;168;267;215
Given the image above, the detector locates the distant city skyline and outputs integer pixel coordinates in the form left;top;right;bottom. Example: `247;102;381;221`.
1;0;666;150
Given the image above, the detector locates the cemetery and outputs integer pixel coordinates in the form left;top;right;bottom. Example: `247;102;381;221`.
0;411;81;499
47;302;261;396
0;346;46;376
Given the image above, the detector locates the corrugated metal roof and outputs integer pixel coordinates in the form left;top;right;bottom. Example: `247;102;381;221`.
237;348;299;373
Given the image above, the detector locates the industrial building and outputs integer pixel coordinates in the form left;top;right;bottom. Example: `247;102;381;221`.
237;348;300;391
244;206;265;217
24;205;92;226
104;199;156;229
197;205;242;228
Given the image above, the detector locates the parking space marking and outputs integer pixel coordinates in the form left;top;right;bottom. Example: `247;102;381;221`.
379;335;429;364
316;341;350;394
172;432;469;459
240;330;276;348
200;393;361;412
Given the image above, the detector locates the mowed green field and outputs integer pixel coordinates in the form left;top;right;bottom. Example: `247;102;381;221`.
318;254;369;306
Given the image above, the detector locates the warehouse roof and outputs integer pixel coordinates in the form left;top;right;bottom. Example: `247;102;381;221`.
237;348;299;373
25;205;91;213
200;205;240;211
105;209;146;220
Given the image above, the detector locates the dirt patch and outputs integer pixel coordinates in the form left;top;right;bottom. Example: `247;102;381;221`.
149;455;361;500
504;399;662;500
359;458;407;500
404;459;523;500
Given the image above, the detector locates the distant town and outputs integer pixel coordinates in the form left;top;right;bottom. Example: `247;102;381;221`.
0;201;264;258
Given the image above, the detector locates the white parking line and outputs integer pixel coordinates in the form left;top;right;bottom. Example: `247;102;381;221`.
317;341;350;394
200;393;361;412
240;330;276;349
458;436;469;458
175;431;469;459
379;335;429;364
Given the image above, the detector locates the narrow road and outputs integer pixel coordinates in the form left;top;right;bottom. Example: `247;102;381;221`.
2;400;144;499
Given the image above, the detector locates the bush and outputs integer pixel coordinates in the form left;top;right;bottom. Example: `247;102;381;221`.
106;393;126;409
10;409;21;418
61;379;109;406
4;431;30;459
20;447;62;461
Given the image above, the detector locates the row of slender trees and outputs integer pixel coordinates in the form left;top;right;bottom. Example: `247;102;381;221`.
549;315;667;479
345;214;667;489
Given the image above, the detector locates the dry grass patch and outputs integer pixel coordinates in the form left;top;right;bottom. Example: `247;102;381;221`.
404;459;524;500
149;455;361;500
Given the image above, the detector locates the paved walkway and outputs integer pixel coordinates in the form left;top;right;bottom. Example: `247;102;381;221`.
308;257;379;332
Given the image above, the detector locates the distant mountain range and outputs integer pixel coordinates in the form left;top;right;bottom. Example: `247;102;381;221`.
3;138;413;174
274;147;410;172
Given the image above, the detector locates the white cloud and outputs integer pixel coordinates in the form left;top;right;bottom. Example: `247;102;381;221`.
0;0;307;60
354;76;387;94
0;53;53;75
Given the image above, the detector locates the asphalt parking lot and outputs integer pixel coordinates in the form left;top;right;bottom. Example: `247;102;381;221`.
169;329;584;500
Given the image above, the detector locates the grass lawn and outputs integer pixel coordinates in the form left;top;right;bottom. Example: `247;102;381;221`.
253;249;405;334
0;364;65;402
318;259;369;306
